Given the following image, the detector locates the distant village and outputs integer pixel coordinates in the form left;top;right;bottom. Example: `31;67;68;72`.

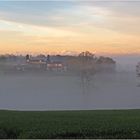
0;52;116;74
0;51;116;75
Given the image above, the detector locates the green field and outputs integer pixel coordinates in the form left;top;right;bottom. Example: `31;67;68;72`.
0;109;140;139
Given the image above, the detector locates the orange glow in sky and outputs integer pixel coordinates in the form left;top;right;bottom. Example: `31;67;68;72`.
0;1;140;55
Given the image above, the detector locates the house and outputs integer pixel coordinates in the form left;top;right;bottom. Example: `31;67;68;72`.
47;61;67;72
25;54;67;72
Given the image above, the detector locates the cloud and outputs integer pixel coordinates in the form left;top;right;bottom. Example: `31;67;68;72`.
0;19;81;37
1;1;140;36
0;1;140;55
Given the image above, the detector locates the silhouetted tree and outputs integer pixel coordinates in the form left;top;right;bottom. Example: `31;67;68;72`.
78;51;96;93
26;54;30;62
96;56;116;72
47;55;50;62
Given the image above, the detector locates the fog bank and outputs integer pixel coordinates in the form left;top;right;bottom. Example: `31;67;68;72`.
0;67;139;110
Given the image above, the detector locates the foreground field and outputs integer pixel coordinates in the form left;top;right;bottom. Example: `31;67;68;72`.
0;110;140;139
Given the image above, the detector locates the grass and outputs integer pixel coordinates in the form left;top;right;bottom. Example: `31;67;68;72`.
0;109;140;139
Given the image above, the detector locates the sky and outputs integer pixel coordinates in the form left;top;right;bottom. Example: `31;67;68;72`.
0;1;140;55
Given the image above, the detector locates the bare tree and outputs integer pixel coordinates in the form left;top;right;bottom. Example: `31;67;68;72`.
78;51;96;93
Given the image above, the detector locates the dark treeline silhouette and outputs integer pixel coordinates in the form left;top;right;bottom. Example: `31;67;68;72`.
66;51;116;74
